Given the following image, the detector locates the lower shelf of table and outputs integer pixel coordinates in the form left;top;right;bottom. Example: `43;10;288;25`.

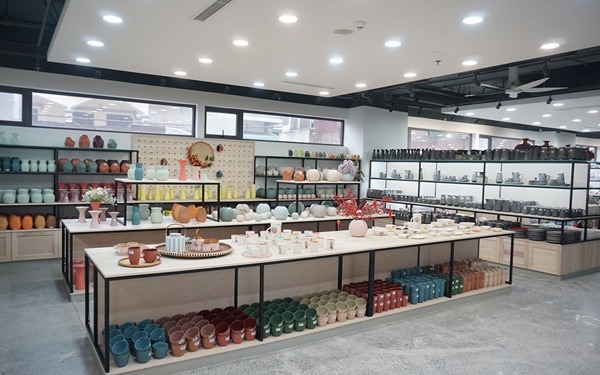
90;283;511;374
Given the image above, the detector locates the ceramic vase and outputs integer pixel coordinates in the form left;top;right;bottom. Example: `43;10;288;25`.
11;133;20;145
146;165;155;180
43;189;55;203
76;206;88;223
341;173;355;181
107;139;117;149
38;160;47;172
306;169;320;181
139;203;150;220
64;136;75;147
78;134;90;148
47;160;56;172
109;211;119;226
99;207;108;222
89;211;100;228
2;189;16;204
327;170;342;182
0;131;5;144
150;207;163;223
9;157;20;172
348;219;368;237
92;135;104;148
127;164;136;179
29;159;38;172
134;163;143;180
20;159;30;172
177;159;187;181
131;206;141;225
155;165;169;181
30;189;43;203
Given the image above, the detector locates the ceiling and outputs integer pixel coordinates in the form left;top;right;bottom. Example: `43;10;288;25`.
1;0;600;136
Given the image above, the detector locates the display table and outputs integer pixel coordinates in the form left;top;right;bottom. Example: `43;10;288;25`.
62;215;369;295
84;228;514;373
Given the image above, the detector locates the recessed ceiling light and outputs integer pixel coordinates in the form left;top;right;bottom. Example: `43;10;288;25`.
502;117;510;121
233;39;249;47
542;114;552;117
87;40;104;47
465;112;475;116
285;71;298;77
506;107;516;112
385;40;401;48
333;29;353;36
462;60;478;66
583;129;591;132
75;57;91;63
532;121;541;125
588;110;598;114
463;16;483;24
174;71;187;76
572;119;581;122
559;125;567;129
404;72;417;78
552;102;564;107
355;83;367;88
329;57;343;64
279;15;297;23
198;58;213;64
253;81;264;87
319;91;329;96
102;15;123;24
541;42;560;50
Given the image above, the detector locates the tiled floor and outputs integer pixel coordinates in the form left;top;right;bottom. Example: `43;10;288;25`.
1;259;598;375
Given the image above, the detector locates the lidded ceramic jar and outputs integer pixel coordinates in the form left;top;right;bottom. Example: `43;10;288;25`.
2;189;16;204
43;189;55;203
17;188;30;203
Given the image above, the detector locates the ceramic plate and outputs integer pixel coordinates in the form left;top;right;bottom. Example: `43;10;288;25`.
242;251;272;258
411;235;426;239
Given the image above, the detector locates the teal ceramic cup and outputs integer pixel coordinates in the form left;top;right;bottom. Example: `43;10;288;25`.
261;316;271;338
137;318;153;331
293;310;306;332
270;314;283;337
132;331;148;344
286;305;298;313
281;312;294;333
112;351;130;368
109;334;125;350
111;340;130;357
305;308;317;329
134;337;151;352
119;322;135;333
152;341;168;359
143;323;158;335
149;328;166;343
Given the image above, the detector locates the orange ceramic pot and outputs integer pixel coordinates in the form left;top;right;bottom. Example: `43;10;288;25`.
0;215;8;230
293;170;304;181
282;167;293;180
9;214;21;230
78;134;90;148
64;137;75;147
196;206;207;222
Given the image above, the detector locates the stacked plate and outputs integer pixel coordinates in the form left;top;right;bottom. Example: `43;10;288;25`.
527;228;547;241
546;230;576;244
509;227;528;238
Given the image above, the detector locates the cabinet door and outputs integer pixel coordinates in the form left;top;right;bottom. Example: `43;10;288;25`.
527;241;561;275
0;232;11;262
500;238;528;268
11;229;60;261
479;237;499;262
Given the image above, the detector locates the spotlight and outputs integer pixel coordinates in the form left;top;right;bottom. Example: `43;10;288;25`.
272;92;281;101
454;105;460;113
94;70;101;79
496;100;502;109
473;76;480;87
543;62;550;78
407;87;416;97
158;78;166;86
417;107;423;116
315;97;321;104
223;86;230;94
546;95;553;105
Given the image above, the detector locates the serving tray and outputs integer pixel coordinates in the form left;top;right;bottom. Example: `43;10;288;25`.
118;257;162;268
157;243;233;258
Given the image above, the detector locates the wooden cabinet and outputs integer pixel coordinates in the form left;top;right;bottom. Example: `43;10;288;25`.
0;232;10;262
0;229;60;262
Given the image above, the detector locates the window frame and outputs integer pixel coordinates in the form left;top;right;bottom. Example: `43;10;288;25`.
204;106;345;146
0;85;28;126
408;127;472;150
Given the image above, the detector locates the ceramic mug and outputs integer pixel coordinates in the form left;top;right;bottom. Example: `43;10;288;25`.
512;172;523;182
538;173;550;183
128;246;141;265
143;248;160;263
557;173;565;185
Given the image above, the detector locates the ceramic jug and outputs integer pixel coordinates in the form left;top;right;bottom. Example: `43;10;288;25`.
165;232;185;253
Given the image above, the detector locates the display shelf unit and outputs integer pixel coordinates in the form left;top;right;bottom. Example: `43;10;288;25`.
275;180;361;213
0;144;138;262
114;178;221;226
368;159;600;242
84;228;514;373
253;155;361;189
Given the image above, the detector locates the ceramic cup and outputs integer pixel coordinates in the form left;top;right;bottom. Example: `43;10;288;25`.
143;248;160;263
128;246;141;265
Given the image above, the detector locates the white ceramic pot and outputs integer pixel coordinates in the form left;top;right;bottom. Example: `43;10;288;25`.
327;170;342;182
312;204;327;218
306;169;321;181
273;206;289;220
326;207;338;216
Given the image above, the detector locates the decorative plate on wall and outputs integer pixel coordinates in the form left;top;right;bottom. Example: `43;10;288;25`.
187;141;215;168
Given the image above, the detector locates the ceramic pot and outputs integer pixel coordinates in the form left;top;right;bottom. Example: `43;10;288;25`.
131;206;141;225
20;159;30;172
30;189;43;203
256;203;270;215
17;188;29;203
21;214;33;230
64;136;75;147
78;134;90;148
107;139;117;149
11;157;20;172
139;203;150;220
293;170;304;181
327;170;342;182
150;207;162;223
348;219;368;237
306;169;321;181
196;206;207;222
38;160;47;172
47;160;56;172
8;214;21;230
134;163;144;180
273;206;289;220
45;214;57;228
341;173;355;181
155;165;169;181
0;215;7;230
282;167;293;180
92;135;104;148
219;207;235;222
10;133;19;145
312;204;327;218
326;206;337;216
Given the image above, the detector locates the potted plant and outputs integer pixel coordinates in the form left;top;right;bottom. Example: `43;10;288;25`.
334;188;391;237
82;186;116;210
337;159;358;181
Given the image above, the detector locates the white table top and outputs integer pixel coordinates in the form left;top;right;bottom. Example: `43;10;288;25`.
276;180;360;184
62;215;366;234
85;228;512;279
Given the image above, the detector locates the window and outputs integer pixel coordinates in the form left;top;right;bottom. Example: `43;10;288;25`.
31;91;195;136
489;136;532;149
205;107;344;146
409;129;471;149
0;88;24;123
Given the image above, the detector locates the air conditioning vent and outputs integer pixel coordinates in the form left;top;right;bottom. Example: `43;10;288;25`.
194;0;233;21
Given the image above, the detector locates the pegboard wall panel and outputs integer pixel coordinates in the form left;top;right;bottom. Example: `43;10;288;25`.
132;135;254;194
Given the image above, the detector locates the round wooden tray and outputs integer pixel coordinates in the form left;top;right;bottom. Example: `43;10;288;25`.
118;257;162;268
157;243;233;258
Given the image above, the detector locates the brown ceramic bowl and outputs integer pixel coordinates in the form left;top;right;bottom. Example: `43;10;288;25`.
168;330;185;346
167;325;182;338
